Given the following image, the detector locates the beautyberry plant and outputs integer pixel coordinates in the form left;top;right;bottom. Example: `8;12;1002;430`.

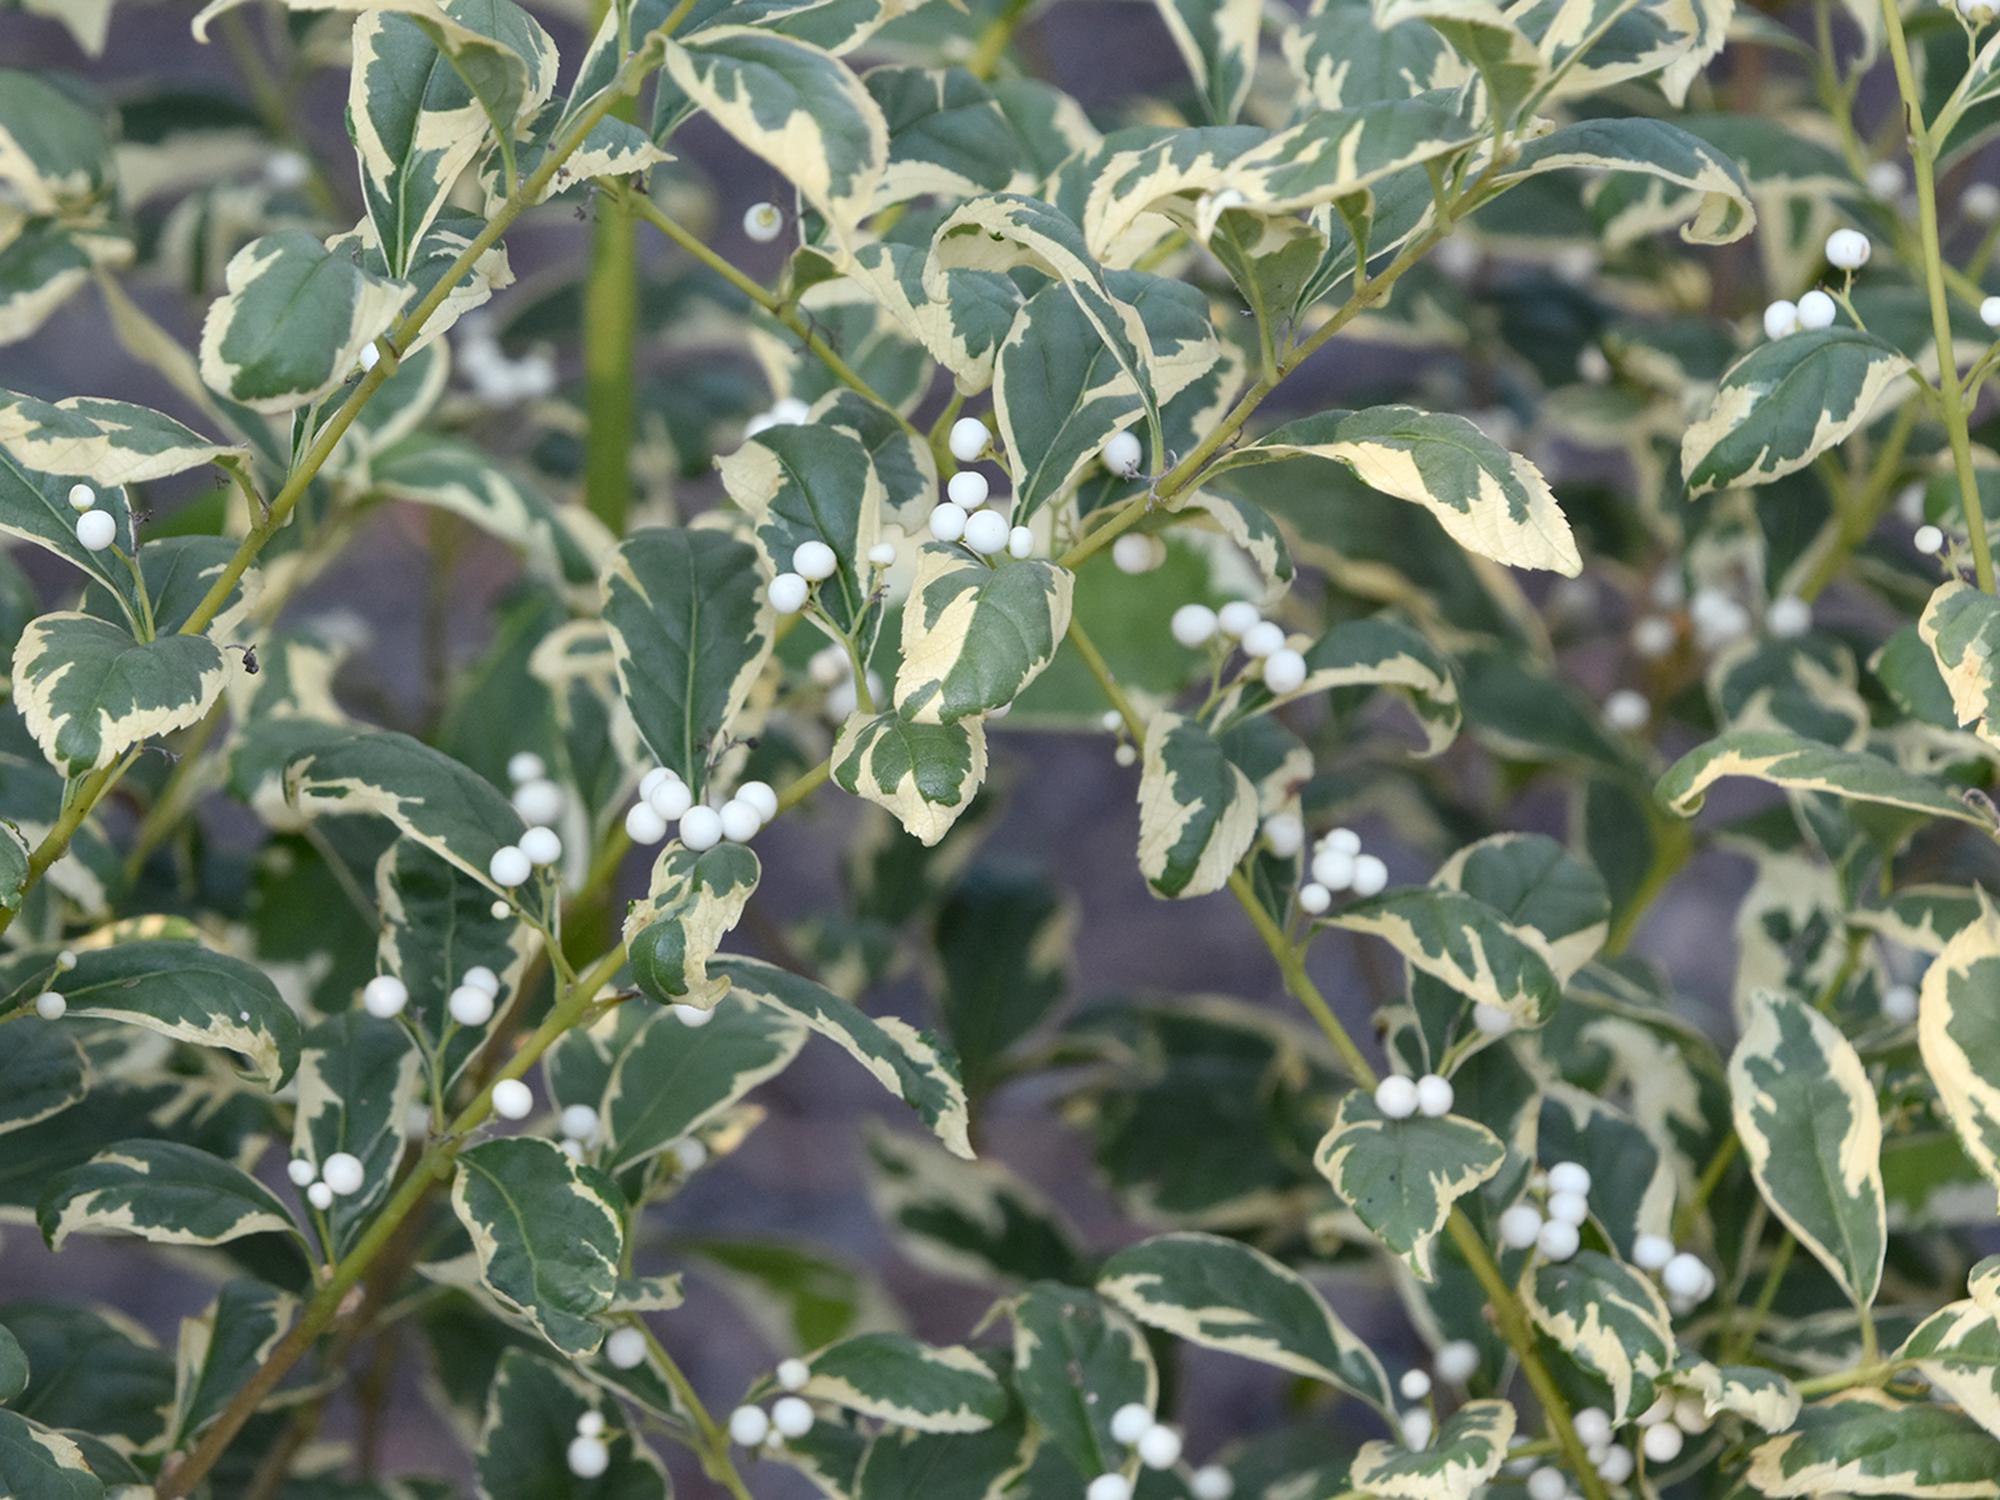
3;0;2000;1497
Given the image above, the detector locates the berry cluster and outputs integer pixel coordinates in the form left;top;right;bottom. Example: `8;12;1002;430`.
623;766;777;851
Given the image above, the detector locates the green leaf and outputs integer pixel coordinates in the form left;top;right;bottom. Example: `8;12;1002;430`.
894;545;1075;724
287;729;536;904
1350;1398;1516;1500
1500;116;1756;245
0;1009;85;1133
0;390;246;485
1313;1092;1505;1279
866;65;1020;206
622;843;762;1009
598;999;806;1175
0;1326;25;1404
716;422;884;634
53;938;302;1089
853;1405;1037;1500
0;1410;102;1500
170;1280;295;1448
12;613;228;775
39;1140;301;1253
931;862;1071;1095
1152;0;1260;121
1523;1250;1674;1420
1919;899;2000;1199
600;526;773;797
349;0;556;277
800;1332;1008;1433
1012;1284;1155;1475
1327;887;1564;1025
1747;1390;2000;1496
863;1123;1084;1288
1681;329;1914;498
476;1350;668;1500
1656;730;1994;828
1136;711;1259;899
198;229;412;413
0;1303;172;1458
292;1012;424;1255
832;712;988;848
1097;1231;1394;1413
713;956;973;1158
1219;406;1580;575
659;27;886;246
0;68;112;212
452;1138;625;1357
1730;989;1886;1309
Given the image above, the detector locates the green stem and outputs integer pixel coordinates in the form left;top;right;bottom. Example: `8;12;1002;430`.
965;0;1034;78
1881;0;1995;592
1722;1235;1795;1364
633;1322;756;1500
582;2;640;531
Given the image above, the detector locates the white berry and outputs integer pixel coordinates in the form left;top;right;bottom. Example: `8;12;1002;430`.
1112;532;1160;574
55;950;75;971
29;988;63;1021
518;826;562;867
948;416;991;462
488;846;531;888
1825;228;1872;269
1632;615;1677;658
1548;1190;1589;1227
67;482;96;512
322;1152;365;1196
1191;1467;1234;1500
929;502;968;542
728;1405;770;1447
964;508;1010;555
1548;1161;1591;1196
649;777;693;821
561;1104;600;1142
606;1326;647;1369
1633;1234;1675;1271
507;751;545;784
1263;649;1308;695
1603;688;1650;732
1400;1408;1433;1447
719;799;762;843
1767;594;1812;638
1642;1422;1684;1463
678;806;724;852
1110;1403;1152;1445
1984;296;2000;329
1399;1369;1431;1401
1527;1466;1567;1500
576;1412;605;1438
1796;289;1837;330
1663;1252;1710;1299
1969;183;2000;220
1434;1340;1479;1383
1241;621;1286;659
1499;1204;1544;1249
625;802;669;845
792;541;837;581
1350;854;1388;898
1537;1219;1580;1261
1298;883;1331;915
1915;523;1946;554
1472;1003;1513;1036
1102;429;1143;477
672;1003;714;1027
743;201;783;242
1597;1445;1634;1483
448;985;494;1028
76;509;117;552
769;572;810;614
1375;1075;1419;1119
1007;525;1034;559
1574;1407;1612;1449
1086;1476;1132;1500
1171;603;1218;647
1312;848;1355;890
491;1079;533;1120
512;778;564;826
1415;1074;1454;1118
1215;601;1259;637
947;470;990;509
1883;983;1918;1022
287;1157;317;1187
566;1435;609;1479
1137;1424;1182;1470
771;1396;814;1438
463;966;499;995
777;1357;810;1391
868;541;898;566
1762;299;1799;340
736;781;778;821
308;1181;334;1210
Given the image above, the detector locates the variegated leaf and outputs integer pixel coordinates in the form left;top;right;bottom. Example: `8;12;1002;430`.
451;1137;625;1356
597;998;806;1175
0;1021;86;1135
1218;406;1581;575
39;1140;301;1253
601;527;773;796
1326;887;1563;1024
716;421;884;634
170;1280;295;1448
1097;1231;1394;1413
659;27;886;247
1350;1398;1516;1500
1681;329;1914;498
292;1012;423;1254
865;65;1021;208
863;1123;1084;1288
1500;116;1755;245
894;545;1074;725
0;447;139;611
377;840;537;1070
0;391;245;485
12;613;226;776
1682;1360;1803;1433
713;956;973;1158
831;712;988;848
1136;711;1259;900
1524;1250;1674;1419
1434;832;1609;983
1657;730;1994;828
853;1406;1035;1500
799;1333;1007;1433
1313;1091;1505;1278
348;0;555;276
1152;0;1261;122
53;939;301;1089
1374;0;1545;119
1215;615;1459;755
847;240;1021;394
1920;580;2000;750
288;729;535;904
478;1349;668;1500
1011;1285;1156;1475
1746;1390;2000;1497
0;821;25;915
369;435;614;594
1901;1300;2000;1439
1974;1255;2000;1316
0;1410;103;1500
0;67;112;214
0;222;120;350
198;229;412;413
622;843;761;1009
1729;990;1885;1308
1919;899;2000;1199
